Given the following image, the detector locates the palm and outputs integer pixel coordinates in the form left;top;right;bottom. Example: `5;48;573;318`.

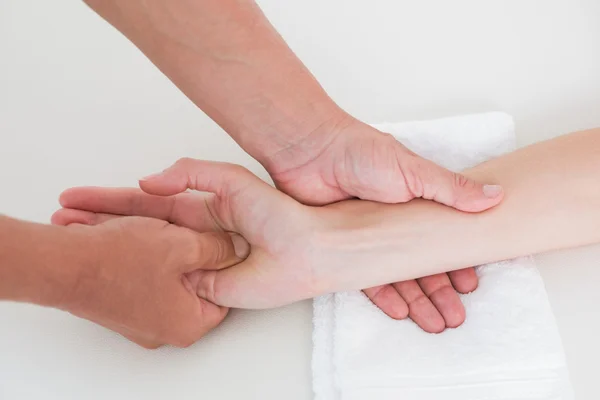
271;124;478;333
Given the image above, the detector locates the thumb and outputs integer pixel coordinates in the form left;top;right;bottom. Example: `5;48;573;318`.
190;260;257;309
403;156;503;212
194;257;291;309
183;231;250;273
139;158;259;197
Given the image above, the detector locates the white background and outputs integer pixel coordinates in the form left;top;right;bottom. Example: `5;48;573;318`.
1;0;600;399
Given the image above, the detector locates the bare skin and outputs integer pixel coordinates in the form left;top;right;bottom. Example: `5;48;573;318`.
56;128;600;332
80;0;504;330
0;215;248;348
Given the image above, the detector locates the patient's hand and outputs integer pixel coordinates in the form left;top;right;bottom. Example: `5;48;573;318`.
56;158;468;332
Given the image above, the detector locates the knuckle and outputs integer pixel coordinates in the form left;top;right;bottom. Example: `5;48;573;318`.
453;173;473;190
231;163;257;180
175;157;194;168
229;163;249;175
449;173;477;207
174;157;200;176
227;164;255;184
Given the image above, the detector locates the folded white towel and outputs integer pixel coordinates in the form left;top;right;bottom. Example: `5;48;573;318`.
312;113;573;400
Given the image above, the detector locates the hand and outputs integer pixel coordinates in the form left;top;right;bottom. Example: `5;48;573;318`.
266;116;504;332
55;159;316;309
50;214;247;349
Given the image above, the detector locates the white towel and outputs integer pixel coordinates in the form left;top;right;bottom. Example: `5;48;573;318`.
312;112;573;400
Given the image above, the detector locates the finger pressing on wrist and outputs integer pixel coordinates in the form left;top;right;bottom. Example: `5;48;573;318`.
183;231;250;273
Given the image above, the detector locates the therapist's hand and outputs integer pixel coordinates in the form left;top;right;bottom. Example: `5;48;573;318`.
50;215;248;349
266;116;504;332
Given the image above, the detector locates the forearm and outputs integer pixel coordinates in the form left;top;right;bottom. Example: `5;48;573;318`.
83;0;344;170
317;129;600;290
0;216;88;308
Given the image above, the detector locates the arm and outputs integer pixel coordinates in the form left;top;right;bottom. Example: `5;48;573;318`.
0;214;245;348
317;128;600;290
60;128;599;309
0;216;84;307
83;0;343;170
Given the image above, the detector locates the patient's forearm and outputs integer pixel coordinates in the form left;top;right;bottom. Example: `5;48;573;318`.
317;129;600;290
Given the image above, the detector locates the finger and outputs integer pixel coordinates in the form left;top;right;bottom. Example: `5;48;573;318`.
194;297;229;335
194;255;293;309
401;155;503;212
169;285;229;348
193;267;251;308
185;231;249;273
174;298;229;348
139;158;261;197
393;280;446;333
417;273;466;329
59;187;219;232
51;209;121;226
59;187;176;217
363;285;409;320
448;267;478;294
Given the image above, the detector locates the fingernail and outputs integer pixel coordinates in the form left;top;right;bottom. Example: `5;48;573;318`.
229;233;250;258
483;184;503;198
140;172;162;181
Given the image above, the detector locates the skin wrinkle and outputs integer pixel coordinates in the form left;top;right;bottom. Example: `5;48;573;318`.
266;108;349;176
400;155;425;200
332;129;368;199
445;173;466;208
198;269;218;305
374;135;401;201
330;144;351;199
203;196;224;232
421;162;443;204
165;194;180;225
